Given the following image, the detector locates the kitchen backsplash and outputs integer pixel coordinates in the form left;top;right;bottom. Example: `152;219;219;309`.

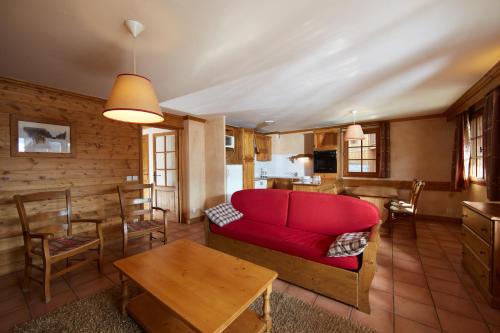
254;154;313;178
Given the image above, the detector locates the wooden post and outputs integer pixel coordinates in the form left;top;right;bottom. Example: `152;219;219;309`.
121;275;129;316
262;284;272;333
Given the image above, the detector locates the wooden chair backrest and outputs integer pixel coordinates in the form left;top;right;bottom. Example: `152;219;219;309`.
408;179;419;205
117;183;155;223
412;181;426;212
14;189;72;238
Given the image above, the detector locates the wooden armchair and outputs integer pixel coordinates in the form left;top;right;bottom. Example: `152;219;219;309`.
14;190;104;303
386;180;426;237
117;183;169;257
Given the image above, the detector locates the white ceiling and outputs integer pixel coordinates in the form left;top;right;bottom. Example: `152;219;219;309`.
1;0;499;131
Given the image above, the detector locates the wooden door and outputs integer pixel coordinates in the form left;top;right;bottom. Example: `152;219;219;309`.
142;135;149;184
153;132;179;222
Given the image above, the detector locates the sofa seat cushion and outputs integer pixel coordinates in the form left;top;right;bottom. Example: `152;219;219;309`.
287;191;379;235
210;219;359;270
231;189;291;226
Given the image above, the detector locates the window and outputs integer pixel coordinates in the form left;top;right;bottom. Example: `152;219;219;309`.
343;128;380;177
470;112;484;180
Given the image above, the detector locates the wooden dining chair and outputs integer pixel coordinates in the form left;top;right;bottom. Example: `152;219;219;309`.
386;181;426;238
117;183;169;257
14;190;104;303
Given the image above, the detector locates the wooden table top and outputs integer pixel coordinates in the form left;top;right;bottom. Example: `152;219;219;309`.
351;186;398;199
463;201;500;221
114;240;277;333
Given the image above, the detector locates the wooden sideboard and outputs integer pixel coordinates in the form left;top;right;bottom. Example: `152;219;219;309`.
462;201;500;308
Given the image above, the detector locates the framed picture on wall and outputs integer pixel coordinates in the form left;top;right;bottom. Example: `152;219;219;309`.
10;115;76;157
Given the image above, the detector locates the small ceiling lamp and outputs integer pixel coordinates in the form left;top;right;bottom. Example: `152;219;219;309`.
344;110;364;140
103;20;164;124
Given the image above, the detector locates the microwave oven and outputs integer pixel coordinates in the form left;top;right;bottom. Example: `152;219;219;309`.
225;135;235;149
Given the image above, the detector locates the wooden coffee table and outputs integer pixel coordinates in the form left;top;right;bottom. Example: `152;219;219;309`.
114;239;277;333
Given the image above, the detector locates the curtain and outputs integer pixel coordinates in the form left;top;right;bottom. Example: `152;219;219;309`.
483;87;500;200
451;110;471;191
378;121;390;178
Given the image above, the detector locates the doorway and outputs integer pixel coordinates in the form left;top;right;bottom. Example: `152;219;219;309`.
141;127;180;223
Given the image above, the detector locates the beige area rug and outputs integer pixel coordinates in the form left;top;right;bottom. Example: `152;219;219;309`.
14;286;375;333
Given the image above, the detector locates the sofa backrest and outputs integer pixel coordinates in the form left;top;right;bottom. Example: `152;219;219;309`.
231;189;291;226
287;191;379;235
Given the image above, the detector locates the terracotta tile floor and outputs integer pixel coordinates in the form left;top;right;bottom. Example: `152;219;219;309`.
1;220;500;333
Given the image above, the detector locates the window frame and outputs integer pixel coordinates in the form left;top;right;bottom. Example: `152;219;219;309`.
343;127;380;178
469;110;485;184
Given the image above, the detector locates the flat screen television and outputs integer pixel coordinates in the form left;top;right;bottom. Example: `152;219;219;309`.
313;150;337;173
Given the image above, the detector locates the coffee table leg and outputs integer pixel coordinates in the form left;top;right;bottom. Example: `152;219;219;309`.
120;274;129;315
262;284;272;333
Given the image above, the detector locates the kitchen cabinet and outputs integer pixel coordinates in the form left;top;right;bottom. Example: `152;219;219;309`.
314;128;338;151
272;178;297;190
255;134;272;161
226;126;243;164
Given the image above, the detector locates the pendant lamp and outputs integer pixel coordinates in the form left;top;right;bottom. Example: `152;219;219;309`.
103;20;164;124
344;110;364;140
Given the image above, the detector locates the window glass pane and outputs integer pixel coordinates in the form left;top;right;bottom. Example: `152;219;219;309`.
477;116;482;136
362;147;377;159
477;157;483;179
166;135;175;151
156;170;165;186
470;158;477;178
166;152;176;169
471;139;476;157
166;170;177;186
348;139;361;147
363;160;376;172
477;137;483;157
362;133;376;146
348;147;361;159
470;118;476;138
348;160;362;172
156;152;165;169
155;136;164;151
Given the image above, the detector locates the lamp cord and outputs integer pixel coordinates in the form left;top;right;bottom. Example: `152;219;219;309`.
132;37;136;74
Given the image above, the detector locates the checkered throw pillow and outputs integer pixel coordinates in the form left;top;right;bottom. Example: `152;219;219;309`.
327;232;370;257
205;203;243;227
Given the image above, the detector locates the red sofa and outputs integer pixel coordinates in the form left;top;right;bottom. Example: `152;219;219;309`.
205;189;381;313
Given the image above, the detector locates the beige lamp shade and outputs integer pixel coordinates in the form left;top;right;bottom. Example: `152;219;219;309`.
344;124;364;140
103;74;164;124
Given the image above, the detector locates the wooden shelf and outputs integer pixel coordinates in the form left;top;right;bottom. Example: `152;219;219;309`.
127;293;266;333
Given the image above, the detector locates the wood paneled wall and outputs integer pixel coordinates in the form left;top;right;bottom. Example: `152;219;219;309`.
0;77;143;276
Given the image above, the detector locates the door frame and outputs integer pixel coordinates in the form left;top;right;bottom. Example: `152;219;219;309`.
139;125;183;223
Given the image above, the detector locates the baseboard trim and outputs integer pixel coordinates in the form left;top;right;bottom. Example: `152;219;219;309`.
183;215;205;224
416;214;462;224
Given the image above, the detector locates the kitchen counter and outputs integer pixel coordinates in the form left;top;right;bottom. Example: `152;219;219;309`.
291;181;322;186
292;180;342;194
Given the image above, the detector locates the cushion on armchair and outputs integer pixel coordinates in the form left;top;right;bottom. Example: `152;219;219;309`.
205;203;243;227
327;232;370;257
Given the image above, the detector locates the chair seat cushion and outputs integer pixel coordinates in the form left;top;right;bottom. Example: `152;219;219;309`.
210;219;360;270
390;205;414;214
32;235;99;256
127;220;165;233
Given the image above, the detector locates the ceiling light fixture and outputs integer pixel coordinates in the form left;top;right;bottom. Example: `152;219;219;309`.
102;19;164;124
344;110;364;140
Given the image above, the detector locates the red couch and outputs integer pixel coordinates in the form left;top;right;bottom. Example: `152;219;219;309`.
210;189;379;270
206;189;381;313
